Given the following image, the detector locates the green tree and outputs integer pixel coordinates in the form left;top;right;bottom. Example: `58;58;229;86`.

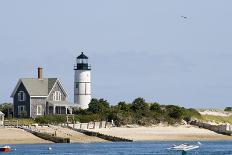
150;102;161;112
72;107;90;115
131;97;149;112
118;102;131;112
87;98;99;113
88;98;110;114
0;103;13;117
225;107;232;112
166;105;183;119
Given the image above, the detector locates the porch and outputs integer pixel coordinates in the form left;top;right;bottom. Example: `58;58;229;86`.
47;101;77;115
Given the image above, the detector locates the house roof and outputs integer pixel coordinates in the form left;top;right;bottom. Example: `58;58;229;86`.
22;78;57;96
11;78;67;97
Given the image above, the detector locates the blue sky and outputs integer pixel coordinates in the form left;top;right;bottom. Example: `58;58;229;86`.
1;0;232;108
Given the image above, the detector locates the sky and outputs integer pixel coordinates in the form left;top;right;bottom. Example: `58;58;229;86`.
0;0;232;108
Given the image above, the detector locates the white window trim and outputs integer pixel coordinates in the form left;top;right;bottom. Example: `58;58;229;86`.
37;105;43;115
18;105;25;115
53;91;61;101
18;91;26;101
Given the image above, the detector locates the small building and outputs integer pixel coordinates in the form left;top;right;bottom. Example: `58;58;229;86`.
0;111;4;126
11;67;75;118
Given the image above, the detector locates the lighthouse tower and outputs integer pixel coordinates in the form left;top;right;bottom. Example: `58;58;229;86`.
74;52;91;109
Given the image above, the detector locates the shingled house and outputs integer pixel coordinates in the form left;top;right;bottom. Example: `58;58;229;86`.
11;67;74;118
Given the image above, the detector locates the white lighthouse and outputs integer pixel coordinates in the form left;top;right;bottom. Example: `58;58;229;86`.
74;52;91;109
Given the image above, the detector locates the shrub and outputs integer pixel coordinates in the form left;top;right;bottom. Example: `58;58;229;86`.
6;118;35;126
166;105;183;120
69;98;202;127
75;114;101;123
225;107;232;112
35;115;66;124
131;98;149;113
88;98;110;114
150;102;161;112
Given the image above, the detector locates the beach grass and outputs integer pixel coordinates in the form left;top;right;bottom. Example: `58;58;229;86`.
5;118;35;126
200;115;232;124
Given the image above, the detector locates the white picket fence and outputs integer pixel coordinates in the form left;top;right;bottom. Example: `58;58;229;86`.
68;121;111;130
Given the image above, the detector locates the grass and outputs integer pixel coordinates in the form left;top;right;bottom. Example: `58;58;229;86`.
5;118;35;126
200;115;232;124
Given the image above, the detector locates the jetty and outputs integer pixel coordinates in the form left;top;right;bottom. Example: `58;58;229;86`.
20;125;106;143
20;126;70;143
191;120;232;136
67;126;133;142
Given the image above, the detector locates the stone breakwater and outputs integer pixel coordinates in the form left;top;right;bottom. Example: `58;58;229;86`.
190;120;232;136
66;126;133;142
20;126;70;143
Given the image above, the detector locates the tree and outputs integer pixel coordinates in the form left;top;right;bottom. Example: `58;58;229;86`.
88;98;99;113
166;105;183;119
150;102;161;112
72;107;90;115
0;103;13;117
71;97;201;126
225;107;232;112
88;98;110;114
131;97;149;112
118;102;131;112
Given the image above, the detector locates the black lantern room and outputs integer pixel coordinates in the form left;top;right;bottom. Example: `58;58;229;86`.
74;52;91;70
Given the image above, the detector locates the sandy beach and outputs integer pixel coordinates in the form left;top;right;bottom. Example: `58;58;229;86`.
0;128;51;144
1;125;232;144
0;126;106;144
88;125;232;141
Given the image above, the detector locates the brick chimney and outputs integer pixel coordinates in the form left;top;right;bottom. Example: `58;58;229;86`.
38;67;43;79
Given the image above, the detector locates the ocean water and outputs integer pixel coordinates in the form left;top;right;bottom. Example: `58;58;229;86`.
3;141;232;155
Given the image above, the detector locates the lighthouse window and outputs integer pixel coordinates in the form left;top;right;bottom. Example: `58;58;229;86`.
76;83;79;88
53;91;61;101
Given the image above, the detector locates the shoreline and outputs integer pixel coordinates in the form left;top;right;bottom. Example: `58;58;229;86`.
1;125;232;144
87;125;232;142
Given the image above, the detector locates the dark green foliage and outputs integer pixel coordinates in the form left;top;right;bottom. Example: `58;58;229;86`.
131;98;149;112
35;115;66;124
225;107;232;111
0;103;13;117
72;98;201;127
150;102;162;112
183;108;201;118
118;102;131;112
75;114;101;123
88;98;110;114
73;107;91;115
72;99;111;123
166;105;183;119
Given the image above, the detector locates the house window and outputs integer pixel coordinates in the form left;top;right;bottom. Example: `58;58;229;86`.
18;91;26;101
37;105;43;115
53;91;61;101
18;106;25;115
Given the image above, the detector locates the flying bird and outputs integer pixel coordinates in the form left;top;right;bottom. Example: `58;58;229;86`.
181;16;188;19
